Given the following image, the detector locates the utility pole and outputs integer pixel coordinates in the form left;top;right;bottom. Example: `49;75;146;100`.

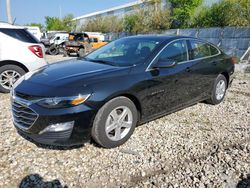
59;5;62;19
0;0;1;21
6;0;12;24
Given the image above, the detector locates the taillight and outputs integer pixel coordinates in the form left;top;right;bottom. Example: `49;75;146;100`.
28;45;43;58
230;57;237;64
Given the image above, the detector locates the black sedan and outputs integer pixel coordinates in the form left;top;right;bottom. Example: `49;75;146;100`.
11;35;235;148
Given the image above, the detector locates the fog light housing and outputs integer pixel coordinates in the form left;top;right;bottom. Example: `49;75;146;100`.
39;121;74;135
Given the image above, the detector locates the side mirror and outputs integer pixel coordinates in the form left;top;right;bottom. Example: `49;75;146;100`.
154;58;177;69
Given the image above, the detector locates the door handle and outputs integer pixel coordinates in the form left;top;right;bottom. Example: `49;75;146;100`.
186;67;191;72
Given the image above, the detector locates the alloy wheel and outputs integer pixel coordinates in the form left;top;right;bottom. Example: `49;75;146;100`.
215;80;226;101
105;106;133;141
0;70;21;90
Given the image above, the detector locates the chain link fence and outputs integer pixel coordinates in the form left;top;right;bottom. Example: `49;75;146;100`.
105;27;250;61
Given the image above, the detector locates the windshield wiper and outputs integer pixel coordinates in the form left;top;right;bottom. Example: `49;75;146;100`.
86;59;115;66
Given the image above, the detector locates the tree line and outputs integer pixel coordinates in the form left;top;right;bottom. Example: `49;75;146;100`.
26;0;250;33
26;14;76;32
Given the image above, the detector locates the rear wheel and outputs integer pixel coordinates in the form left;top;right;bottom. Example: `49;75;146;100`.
48;45;59;55
91;97;138;148
0;65;25;93
206;74;227;105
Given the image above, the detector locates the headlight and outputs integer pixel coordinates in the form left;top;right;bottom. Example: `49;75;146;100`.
37;94;90;108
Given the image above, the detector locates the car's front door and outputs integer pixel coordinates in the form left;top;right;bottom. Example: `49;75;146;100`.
143;39;193;119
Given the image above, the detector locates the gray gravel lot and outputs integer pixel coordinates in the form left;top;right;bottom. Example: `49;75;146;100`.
0;55;249;188
46;54;75;64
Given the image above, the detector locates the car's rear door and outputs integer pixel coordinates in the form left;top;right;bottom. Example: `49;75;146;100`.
143;39;193;119
186;39;222;101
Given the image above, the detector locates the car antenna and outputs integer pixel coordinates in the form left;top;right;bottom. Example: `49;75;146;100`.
12;18;16;25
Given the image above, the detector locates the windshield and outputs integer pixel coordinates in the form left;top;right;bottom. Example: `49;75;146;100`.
85;37;162;67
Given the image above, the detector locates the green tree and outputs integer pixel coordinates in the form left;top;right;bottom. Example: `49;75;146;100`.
169;0;202;28
81;0;172;34
123;12;143;33
25;23;44;30
123;0;172;34
148;8;172;32
62;14;76;32
82;17;108;32
81;16;123;33
45;16;64;31
227;0;250;27
45;14;76;32
191;0;250;27
107;16;123;33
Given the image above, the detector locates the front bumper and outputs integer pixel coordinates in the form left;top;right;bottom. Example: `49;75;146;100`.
12;98;97;146
17;125;91;147
65;47;79;53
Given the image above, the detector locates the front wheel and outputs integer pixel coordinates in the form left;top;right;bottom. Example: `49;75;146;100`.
206;74;227;105
0;65;25;93
91;97;138;148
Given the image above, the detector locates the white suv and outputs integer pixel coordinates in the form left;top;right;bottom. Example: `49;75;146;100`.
0;22;48;93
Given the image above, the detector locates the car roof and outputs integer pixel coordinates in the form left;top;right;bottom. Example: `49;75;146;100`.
125;35;197;42
0;22;24;29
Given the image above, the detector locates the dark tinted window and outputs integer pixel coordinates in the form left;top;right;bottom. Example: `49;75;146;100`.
90;38;98;43
69;33;89;41
86;38;162;66
0;28;38;43
189;40;219;60
210;45;220;55
159;40;188;63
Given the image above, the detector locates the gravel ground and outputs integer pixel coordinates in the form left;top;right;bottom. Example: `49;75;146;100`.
0;55;249;188
46;54;75;64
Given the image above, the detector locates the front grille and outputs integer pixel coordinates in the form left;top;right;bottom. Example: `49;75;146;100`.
15;91;42;101
12;101;38;130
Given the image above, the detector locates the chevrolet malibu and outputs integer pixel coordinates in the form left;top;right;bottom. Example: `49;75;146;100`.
11;36;235;148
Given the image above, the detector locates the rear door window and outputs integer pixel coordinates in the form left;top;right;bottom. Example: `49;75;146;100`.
0;28;38;43
189;40;220;60
158;40;188;63
210;45;220;55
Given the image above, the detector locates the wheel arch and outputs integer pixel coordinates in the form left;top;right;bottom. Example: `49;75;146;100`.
220;72;229;88
0;60;29;73
109;93;142;121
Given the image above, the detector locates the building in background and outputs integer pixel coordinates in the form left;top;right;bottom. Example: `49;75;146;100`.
74;0;220;30
73;0;167;30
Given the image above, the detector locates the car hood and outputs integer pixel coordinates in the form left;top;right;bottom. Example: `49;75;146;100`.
24;59;131;87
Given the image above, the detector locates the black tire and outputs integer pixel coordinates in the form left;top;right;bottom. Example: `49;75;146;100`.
63;50;68;57
0;65;26;93
91;96;138;148
206;74;227;105
78;48;86;57
48;45;59;55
